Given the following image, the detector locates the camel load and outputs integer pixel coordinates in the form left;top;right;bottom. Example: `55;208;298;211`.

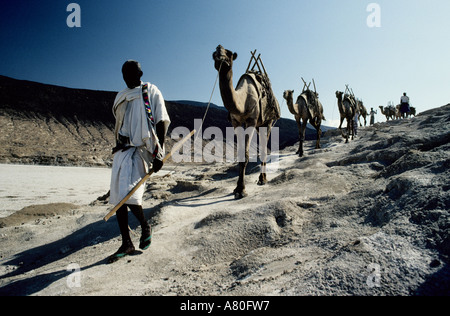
299;78;323;122
237;49;281;126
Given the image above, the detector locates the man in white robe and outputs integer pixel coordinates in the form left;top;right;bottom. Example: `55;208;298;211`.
109;60;170;262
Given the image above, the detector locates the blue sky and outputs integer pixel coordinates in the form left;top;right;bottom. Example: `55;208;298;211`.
1;0;449;127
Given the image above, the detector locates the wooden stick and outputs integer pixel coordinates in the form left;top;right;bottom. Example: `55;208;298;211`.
257;55;268;77
103;130;196;222
251;54;262;73
246;50;257;73
301;77;307;93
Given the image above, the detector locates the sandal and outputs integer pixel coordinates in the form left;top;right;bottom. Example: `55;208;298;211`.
139;226;152;250
108;242;135;263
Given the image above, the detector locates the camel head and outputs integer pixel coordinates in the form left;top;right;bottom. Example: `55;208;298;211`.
336;91;343;100
283;90;294;101
213;45;237;71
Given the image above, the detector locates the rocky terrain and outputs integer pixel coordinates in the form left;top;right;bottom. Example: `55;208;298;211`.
0;102;448;296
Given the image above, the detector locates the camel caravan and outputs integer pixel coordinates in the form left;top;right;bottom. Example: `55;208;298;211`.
211;45;416;199
379;101;416;121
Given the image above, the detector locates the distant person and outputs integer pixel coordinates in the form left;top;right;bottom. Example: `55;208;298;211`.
370;108;377;125
353;112;359;136
109;60;170;263
354;109;359;136
400;92;410;118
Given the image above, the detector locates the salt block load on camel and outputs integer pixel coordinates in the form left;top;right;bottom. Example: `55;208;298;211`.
212;45;281;199
283;78;326;157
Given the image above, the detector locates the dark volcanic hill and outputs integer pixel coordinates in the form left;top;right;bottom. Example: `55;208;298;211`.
0;75;117;166
0;75;320;166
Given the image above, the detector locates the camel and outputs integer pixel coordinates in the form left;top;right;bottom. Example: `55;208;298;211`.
283;89;325;157
336;91;355;143
407;107;416;118
396;104;416;119
379;105;395;121
212;45;280;199
398;103;410;119
357;100;368;126
395;104;403;120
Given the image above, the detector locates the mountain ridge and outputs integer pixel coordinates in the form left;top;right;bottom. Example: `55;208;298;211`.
0;75;326;166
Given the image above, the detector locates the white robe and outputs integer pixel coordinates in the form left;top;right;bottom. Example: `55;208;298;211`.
109;82;170;206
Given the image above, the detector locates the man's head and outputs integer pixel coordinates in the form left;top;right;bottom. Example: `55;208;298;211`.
122;60;143;89
403;92;407;96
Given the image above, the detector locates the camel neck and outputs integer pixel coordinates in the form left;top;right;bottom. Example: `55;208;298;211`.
337;96;344;113
285;96;296;115
218;67;244;115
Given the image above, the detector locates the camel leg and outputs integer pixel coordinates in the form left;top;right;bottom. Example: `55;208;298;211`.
338;116;344;130
345;118;350;143
234;126;255;199
315;119;322;149
295;118;302;155
258;124;272;186
235;159;248;199
299;118;307;157
339;117;348;141
310;118;322;149
350;117;354;140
